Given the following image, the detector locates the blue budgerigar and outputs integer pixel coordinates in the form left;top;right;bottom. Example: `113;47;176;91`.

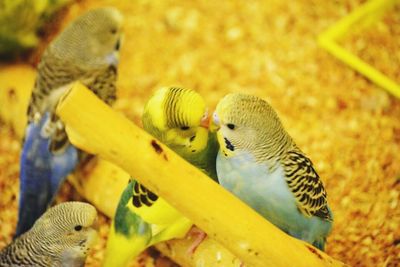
16;7;123;237
211;93;333;250
16;113;78;237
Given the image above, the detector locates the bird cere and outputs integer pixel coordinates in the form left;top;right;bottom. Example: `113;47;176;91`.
1;1;397;267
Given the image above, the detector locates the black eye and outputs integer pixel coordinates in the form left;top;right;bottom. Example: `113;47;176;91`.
180;126;190;130
227;123;235;130
74;225;83;231
110;28;117;34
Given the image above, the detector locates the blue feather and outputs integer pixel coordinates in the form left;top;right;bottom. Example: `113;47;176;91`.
15;113;78;237
216;151;332;250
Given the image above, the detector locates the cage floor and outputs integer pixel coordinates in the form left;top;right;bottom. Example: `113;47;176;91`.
0;0;399;266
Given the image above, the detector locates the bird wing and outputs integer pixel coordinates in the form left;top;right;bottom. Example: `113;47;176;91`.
16;113;78;237
128;180;189;227
104;179;191;266
282;150;332;221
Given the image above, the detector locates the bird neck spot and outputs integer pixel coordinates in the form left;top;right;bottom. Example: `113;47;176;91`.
224;137;235;151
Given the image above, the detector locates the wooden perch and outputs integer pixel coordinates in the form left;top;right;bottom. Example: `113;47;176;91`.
56;82;347;267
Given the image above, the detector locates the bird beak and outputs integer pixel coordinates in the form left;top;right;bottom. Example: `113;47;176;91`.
199;109;210;129
209;112;221;132
92;216;100;231
200;114;210;129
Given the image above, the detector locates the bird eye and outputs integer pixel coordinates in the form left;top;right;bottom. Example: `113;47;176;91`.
180;126;190;130
110;28;117;34
74;225;83;231
227;123;235;130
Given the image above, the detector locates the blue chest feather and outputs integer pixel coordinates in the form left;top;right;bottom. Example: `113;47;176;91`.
216;150;332;249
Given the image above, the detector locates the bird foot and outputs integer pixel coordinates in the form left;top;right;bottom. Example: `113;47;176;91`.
186;226;207;255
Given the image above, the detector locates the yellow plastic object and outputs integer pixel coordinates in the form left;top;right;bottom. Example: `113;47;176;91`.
318;0;400;99
56;82;348;267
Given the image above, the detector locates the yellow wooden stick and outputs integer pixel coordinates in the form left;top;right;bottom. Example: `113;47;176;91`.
56;82;347;267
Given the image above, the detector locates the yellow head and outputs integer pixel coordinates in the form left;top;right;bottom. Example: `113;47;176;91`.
142;87;209;155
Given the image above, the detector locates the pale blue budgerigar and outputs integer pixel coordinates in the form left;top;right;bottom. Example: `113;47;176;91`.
104;87;219;266
16;7;123;237
0;202;98;267
211;93;333;250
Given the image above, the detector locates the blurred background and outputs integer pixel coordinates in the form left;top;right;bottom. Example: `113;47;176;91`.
0;0;399;266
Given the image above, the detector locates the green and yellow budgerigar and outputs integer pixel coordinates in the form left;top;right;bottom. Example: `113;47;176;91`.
0;202;98;267
212;93;333;251
103;87;219;267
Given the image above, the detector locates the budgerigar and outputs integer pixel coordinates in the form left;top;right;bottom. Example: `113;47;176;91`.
16;7;123;237
103;87;219;266
212;93;333;250
1;202;98;267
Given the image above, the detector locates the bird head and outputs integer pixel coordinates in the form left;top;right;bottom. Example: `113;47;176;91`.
212;93;288;158
50;7;124;69
142;86;210;156
29;202;98;264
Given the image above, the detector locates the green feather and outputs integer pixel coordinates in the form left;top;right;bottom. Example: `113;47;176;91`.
114;180;151;237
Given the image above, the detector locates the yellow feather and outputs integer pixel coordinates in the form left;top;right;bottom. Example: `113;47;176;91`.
103;221;149;267
127;196;182;225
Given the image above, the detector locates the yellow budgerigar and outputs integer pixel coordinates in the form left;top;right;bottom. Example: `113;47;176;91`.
103;87;219;266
